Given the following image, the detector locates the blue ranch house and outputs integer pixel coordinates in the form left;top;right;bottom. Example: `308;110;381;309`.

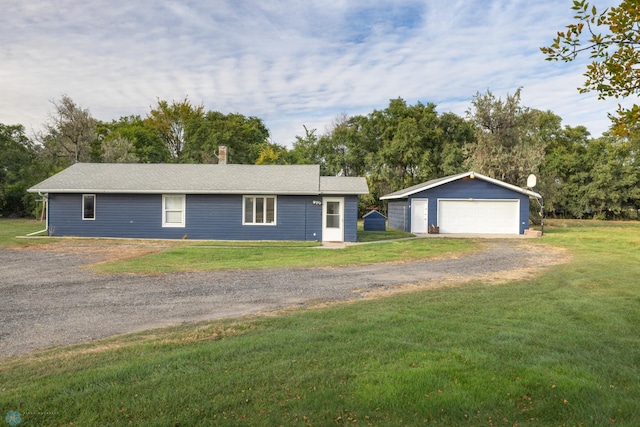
28;163;369;242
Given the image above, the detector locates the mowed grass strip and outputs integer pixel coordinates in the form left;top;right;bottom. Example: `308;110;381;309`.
1;220;639;425
96;238;474;273
1;219;455;273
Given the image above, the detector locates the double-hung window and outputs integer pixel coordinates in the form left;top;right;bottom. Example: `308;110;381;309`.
243;196;276;225
163;194;185;227
82;194;96;220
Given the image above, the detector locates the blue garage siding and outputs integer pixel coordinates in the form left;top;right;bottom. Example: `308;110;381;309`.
48;193;328;240
408;178;530;234
387;200;409;232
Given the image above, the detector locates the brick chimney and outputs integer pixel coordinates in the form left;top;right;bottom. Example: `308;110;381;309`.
218;145;228;165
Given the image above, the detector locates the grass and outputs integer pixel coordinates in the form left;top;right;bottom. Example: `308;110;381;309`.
92;220;444;273
1;219;451;274
0;218;50;247
95;238;474;273
1;220;640;425
357;221;414;242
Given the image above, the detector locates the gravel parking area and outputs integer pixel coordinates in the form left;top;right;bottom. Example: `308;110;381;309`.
0;240;566;358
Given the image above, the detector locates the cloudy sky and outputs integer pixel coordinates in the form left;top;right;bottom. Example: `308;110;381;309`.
1;0;627;147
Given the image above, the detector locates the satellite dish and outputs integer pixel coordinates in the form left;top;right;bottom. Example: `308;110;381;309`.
527;174;537;188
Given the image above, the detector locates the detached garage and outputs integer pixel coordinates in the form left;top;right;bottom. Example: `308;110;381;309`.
380;171;541;235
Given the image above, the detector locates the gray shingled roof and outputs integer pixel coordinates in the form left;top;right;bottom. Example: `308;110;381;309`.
28;163;369;195
320;176;369;195
380;171;541;199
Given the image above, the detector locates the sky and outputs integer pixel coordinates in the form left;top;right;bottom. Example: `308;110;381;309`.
1;0;629;147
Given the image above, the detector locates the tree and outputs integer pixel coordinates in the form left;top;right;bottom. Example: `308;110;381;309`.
146;98;204;160
39;95;97;165
466;89;547;187
579;134;640;218
312;113;368;177
255;143;288;165
0;124;42;216
434;112;475;177
100;136;139;163
97;116;168;163
184;111;270;164
288;125;322;165
538;124;592;217
541;0;640;135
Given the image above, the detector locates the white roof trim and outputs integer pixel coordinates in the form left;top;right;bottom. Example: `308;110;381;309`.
380;171;542;200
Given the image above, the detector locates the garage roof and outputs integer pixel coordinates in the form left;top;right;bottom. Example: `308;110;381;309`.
380;171;542;200
28;163;370;195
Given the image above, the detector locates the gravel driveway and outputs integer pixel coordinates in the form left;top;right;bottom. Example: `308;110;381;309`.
0;240;565;358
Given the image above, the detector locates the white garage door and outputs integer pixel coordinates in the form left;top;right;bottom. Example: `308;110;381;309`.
438;199;520;234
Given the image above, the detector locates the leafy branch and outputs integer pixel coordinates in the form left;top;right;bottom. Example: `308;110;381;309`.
541;0;640;135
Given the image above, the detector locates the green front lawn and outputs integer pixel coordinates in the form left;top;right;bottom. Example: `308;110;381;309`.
95;237;473;273
1;219;461;274
1;220;639;425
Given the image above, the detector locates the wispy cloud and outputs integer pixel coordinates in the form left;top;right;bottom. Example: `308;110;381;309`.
0;0;630;144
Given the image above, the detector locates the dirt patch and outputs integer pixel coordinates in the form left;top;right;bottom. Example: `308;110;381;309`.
10;239;172;264
360;242;569;299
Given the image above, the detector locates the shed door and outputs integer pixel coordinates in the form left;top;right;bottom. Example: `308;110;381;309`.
438;199;520;234
410;198;429;233
322;197;344;242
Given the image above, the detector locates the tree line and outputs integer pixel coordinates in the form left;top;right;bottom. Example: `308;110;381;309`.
1;91;639;220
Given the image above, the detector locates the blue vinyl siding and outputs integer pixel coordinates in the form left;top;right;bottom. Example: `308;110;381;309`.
363;210;386;231
343;195;359;242
388;200;409;232
47;193;356;241
388;177;531;234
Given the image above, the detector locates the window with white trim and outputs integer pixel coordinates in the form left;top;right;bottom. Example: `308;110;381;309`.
82;194;96;220
243;196;276;225
162;194;185;227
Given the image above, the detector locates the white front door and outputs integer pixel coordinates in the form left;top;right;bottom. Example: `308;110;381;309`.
411;198;429;233
322;197;344;242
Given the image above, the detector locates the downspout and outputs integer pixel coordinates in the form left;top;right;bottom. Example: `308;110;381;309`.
26;192;48;236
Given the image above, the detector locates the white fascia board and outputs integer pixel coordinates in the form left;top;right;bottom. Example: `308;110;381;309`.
380;173;469;199
380;171;542;200
471;172;542;198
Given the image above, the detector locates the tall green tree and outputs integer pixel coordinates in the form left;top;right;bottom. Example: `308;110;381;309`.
146;98;204;161
579;134;640;218
540;126;640;219
466;89;547;187
541;0;640;135
288;125;322;165
292;99;473;212
434;112;475;177
184;112;270;164
361;99;443;198
0;124;40;216
539;124;592;217
97;116;168;163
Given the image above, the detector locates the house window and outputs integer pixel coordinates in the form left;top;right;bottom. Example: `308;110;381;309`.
163;194;185;227
243;196;276;225
82;194;95;220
